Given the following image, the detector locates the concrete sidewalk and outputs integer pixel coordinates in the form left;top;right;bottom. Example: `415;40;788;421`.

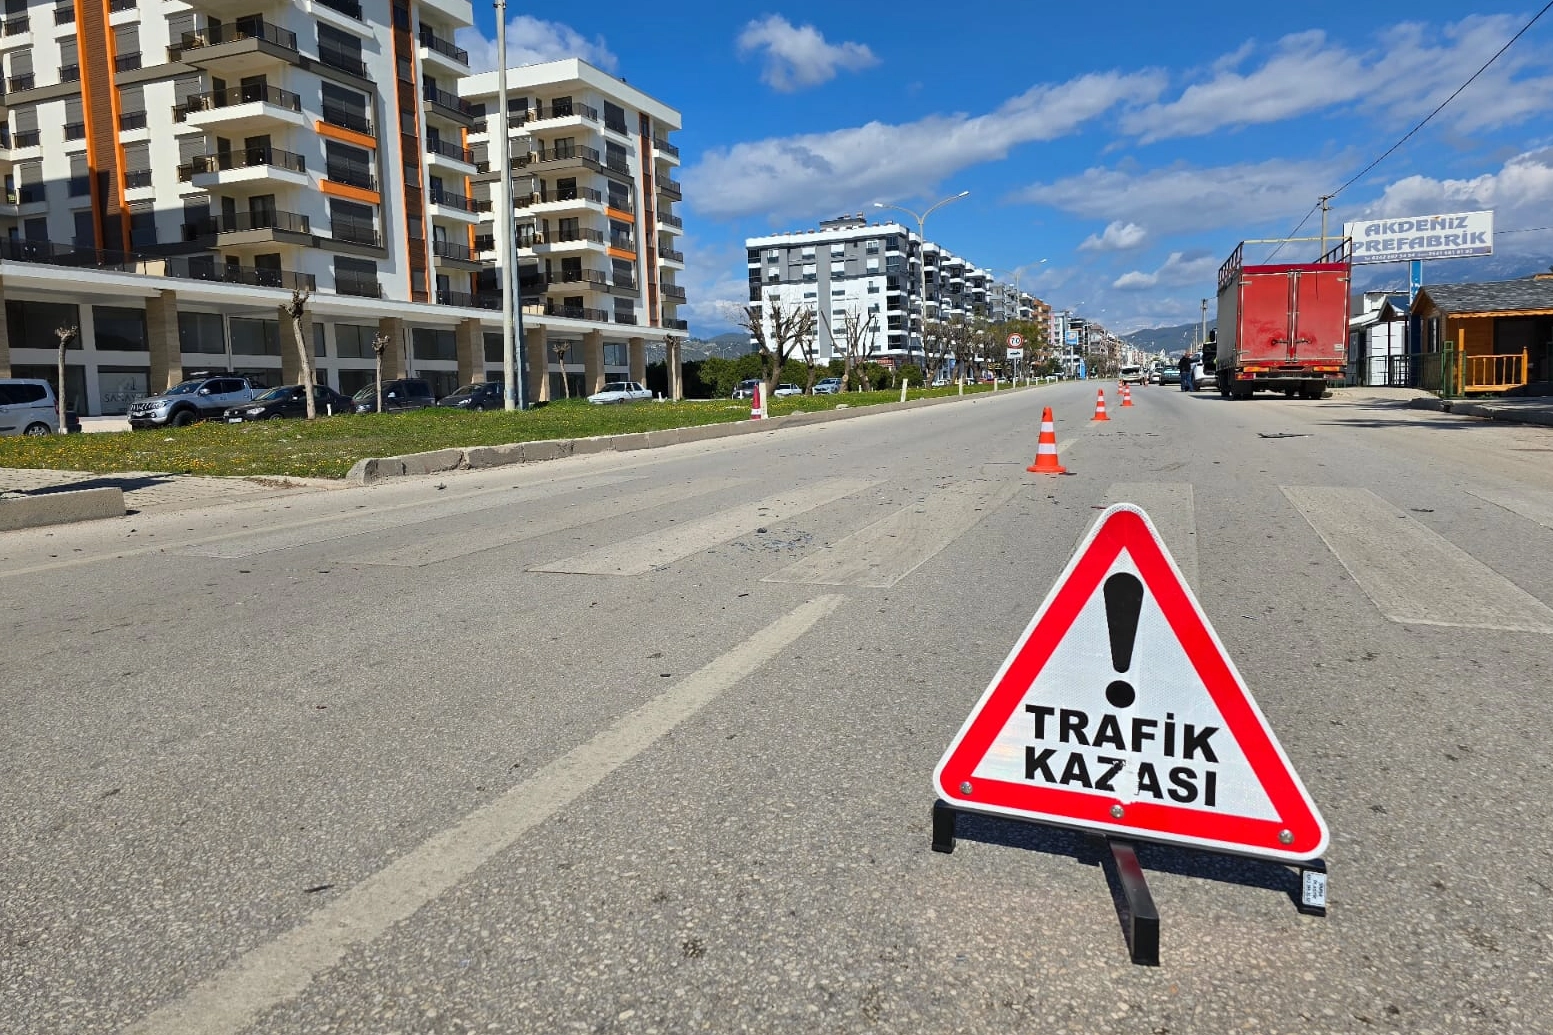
0;467;333;514
1407;394;1553;428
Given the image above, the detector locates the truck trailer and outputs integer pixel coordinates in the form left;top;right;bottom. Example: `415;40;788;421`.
1210;239;1351;399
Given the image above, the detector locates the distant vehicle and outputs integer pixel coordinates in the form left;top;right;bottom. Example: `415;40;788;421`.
731;378;762;400
812;377;843;395
1158;367;1182;386
587;381;652;405
0;378;66;436
1149;368;1164;385
772;383;803;397
224;384;355;422
1192;360;1208;390
1214;239;1350;399
1119;365;1145;385
353;378;436;413
437;381;505;411
128;374;259;428
930;377;951;387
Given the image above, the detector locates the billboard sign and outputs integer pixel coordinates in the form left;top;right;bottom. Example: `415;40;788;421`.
1344;209;1493;265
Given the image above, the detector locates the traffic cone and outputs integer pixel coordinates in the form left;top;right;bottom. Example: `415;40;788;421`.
1092;387;1109;421
750;383;765;420
1121;383;1133;407
1027;407;1067;474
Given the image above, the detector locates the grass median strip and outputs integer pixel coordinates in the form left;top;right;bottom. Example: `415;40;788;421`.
0;386;1013;480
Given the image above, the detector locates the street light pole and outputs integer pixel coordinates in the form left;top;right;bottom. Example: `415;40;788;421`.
495;0;518;410
873;191;968;374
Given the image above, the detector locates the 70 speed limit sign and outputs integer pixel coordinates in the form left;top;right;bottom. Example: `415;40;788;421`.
1007;333;1025;360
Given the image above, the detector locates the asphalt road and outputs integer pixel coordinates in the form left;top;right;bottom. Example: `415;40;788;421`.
4;382;1552;1034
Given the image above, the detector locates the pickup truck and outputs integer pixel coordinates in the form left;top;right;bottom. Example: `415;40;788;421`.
128;374;259;428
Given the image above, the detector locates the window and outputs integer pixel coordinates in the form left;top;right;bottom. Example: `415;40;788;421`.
335;256;379;296
129;201;156;248
801;263;816;282
800;247;815;259
765;270;779;283
335;323;378;359
832;288;845;297
866;257;880;272
329;198;376;246
94;307;149;352
321;82;370;134
6;301;81;349
68;153;90;198
123;142;151;191
230;317;281;355
58;38;78;81
314;322;326;359
411;327;455;361
865;240;880;254
766;250;779;263
178;311;225;354
317;23;365;76
325;141;372;189
603;100;627;134
802;290;817;300
72;210;94;246
64;97;85;141
831;262;845;276
113;25;140;70
830;244;845;256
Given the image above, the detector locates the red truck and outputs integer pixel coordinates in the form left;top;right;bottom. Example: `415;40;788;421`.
1209;239;1351;399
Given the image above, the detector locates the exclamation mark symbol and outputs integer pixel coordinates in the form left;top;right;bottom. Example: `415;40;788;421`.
1104;572;1144;709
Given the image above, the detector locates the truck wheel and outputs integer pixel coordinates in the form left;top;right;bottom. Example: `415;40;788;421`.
171;409;196;427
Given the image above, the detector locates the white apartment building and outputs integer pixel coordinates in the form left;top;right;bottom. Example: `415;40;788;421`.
745;214;1042;368
0;2;685;413
460;59;684;400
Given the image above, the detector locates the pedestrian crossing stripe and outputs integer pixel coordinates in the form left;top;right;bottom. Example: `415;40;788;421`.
934;504;1329;863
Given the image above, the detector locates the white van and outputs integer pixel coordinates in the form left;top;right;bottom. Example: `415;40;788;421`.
0;378;60;436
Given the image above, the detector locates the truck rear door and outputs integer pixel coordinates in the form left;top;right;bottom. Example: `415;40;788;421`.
1289;267;1349;367
1239;270;1293;366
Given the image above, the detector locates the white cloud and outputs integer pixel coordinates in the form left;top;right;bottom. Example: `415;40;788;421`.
456;15;617;75
676;237;751;335
683;69;1166;222
737;15;879;92
1122;15;1553;143
1079;221;1148;252
1019;157;1339;234
1112;252;1218;291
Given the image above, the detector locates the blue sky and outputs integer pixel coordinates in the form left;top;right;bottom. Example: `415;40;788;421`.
457;2;1553;336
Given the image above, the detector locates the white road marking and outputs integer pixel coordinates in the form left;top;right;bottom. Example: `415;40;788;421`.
335;477;747;567
529;477;877;576
122;593;845;1035
763;482;1019;587
181;475;641;559
1103;482;1198;587
1467;488;1553;533
1283;485;1553;633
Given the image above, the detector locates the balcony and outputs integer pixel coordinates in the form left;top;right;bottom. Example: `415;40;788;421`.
182;84;305;132
320;103;372;136
424;136;475;170
162;255;317;293
123;169;152;190
12;130;38;148
64;121;86;141
653;137;679;160
325;162;376;191
182;146;309;189
114;52;140;72
422;85;475;127
520;143;601;172
53;7;72;25
661;316;689;331
536;226;604;247
658;178;682;200
543;302;608;322
659;247;684;264
521;101;599;125
108;0;134;10
432;238;486;269
660;283;687;301
609;233;636;252
177;22;298;73
59;63;79;82
522;185;603;211
659;211;683;231
427;188;488;222
543;268;609;290
329;218;380;247
0;238;143;270
0;14;28;40
417;26;468;72
119;110;147;131
435;288;500;309
182;209;312;248
6;73;33;92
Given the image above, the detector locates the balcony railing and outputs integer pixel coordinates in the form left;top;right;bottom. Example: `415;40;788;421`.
604;194;633;213
59;63;79;83
330;218;380;246
0;239;136;269
181;146;307;178
13;130;39;148
545;268;609;287
435;288;500;309
321;104;372;135
659;248;684;263
181;22;298;52
54;6;73;24
525;144;600;166
183;83;303;114
658;178;682;199
108;0;134;10
425;136;473;164
168;257;316;292
428;189;487;213
114;52;141;72
335;271;381;297
120;110;147;130
544;302;608;321
316;0;362;20
123;169;152;189
422;85;473;116
549;226;604;244
7;74;34;92
532;185;603;207
325;163;375;190
432;239;474;262
653;137;679;158
525;101;598;123
605;155;631;176
614;311;638;325
183;209;312;238
660;284;687;300
658;212;683;229
662;317;689;331
64;122;86;140
417;26;468;64
317;44;366;77
609;233;635;251
2;14;28;33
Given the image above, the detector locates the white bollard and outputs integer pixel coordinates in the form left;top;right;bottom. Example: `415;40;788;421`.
900;381;907;403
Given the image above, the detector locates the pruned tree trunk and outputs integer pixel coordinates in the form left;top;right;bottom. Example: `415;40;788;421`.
285;288;316;419
725;298;815;399
371;332;390;414
553;342;571;398
55;325;77;431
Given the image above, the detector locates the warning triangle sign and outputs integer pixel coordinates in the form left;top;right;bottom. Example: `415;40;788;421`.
934;504;1328;862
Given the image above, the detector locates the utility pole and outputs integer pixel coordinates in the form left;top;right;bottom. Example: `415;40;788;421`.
1318;194;1334;258
495;0;527;410
1200;298;1207;350
875;192;968;374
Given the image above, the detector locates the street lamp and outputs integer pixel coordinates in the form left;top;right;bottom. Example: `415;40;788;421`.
873;191;969;370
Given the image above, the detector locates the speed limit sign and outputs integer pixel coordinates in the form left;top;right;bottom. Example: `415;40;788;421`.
1006;333;1024;349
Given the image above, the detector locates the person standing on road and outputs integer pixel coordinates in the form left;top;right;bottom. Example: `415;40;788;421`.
1179;353;1195;392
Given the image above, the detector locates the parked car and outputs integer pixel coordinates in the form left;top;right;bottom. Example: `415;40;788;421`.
223;384;355;422
1158;366;1182;386
353;378;436;413
931;377;951;387
731;379;762;400
587;381;652;405
437;381;506;411
812;377;843;395
1149;368;1164;385
772;383;803;397
128;373;259;428
1119;365;1145;385
0;378;69;436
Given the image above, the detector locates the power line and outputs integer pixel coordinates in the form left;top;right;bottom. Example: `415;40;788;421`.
1262;203;1318;263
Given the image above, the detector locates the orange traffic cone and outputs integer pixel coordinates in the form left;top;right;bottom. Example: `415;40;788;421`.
1121;383;1133;407
1092;387;1109;421
1027;407;1067;474
750;383;766;420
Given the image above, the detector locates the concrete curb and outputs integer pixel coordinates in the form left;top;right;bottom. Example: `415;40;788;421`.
1407;396;1553;427
346;386;1034;485
0;486;125;531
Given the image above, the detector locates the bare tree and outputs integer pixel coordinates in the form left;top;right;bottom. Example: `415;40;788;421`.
726;297;816;396
663;333;684;400
54;325;77;431
284;288;317;419
552;340;572;398
833;308;879;391
370;331;390;414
